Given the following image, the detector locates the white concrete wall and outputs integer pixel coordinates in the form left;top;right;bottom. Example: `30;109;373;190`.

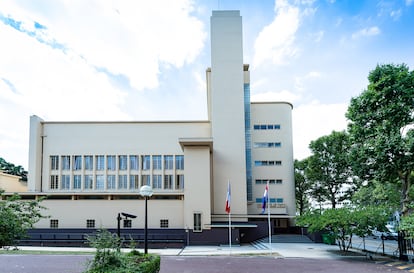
249;102;296;217
210;10;247;217
183;146;211;230
35;199;183;229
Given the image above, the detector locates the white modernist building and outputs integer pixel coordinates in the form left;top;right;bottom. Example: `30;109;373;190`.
23;11;295;245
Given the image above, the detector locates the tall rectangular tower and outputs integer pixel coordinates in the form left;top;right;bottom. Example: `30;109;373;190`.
210;11;247;218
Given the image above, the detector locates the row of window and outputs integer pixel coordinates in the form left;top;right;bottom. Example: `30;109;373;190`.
49;174;184;191
254;160;282;166
253;142;281;148
50;155;184;171
253;124;281;130
255;198;284;203
255;179;283;184
49;218;170;229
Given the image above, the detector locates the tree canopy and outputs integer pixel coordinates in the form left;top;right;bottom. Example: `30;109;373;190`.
346;63;414;215
0;157;27;181
0;191;45;248
306;131;353;208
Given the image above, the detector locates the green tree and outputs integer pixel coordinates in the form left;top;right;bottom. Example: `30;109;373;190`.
297;206;390;252
0;157;28;181
346;64;414;215
306;131;353;208
295;159;312;215
0;191;45;248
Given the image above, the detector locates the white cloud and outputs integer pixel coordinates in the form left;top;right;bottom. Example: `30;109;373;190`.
0;0;206;91
352;26;381;39
253;0;300;66
406;0;414;6
292;101;348;160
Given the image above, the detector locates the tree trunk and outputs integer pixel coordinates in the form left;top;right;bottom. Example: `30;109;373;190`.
400;171;411;216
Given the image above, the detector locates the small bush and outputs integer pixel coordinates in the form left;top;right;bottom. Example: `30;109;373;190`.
84;229;160;273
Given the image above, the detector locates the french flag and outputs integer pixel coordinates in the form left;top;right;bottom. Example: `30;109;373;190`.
225;181;231;214
261;184;268;214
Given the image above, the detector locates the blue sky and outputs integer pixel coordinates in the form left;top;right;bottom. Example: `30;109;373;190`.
0;0;413;168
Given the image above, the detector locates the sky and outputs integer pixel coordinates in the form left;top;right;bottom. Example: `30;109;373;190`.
1;0;414;169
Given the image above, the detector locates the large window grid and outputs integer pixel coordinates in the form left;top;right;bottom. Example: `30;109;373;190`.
48;154;185;192
253;124;281;130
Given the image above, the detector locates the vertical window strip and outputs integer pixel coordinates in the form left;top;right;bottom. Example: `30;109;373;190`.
119;155;128;170
84;156;93;170
73;155;82;170
130;155;138;170
107;155;116;170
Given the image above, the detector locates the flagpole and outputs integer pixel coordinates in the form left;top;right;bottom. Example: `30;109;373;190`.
229;208;232;255
226;180;231;255
267;180;272;255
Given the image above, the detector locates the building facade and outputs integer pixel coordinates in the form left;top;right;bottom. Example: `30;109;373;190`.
18;10;295;244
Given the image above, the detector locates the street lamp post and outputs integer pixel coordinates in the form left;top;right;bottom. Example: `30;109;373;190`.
140;185;153;254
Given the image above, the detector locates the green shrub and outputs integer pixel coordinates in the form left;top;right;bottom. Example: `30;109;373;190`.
84;229;160;273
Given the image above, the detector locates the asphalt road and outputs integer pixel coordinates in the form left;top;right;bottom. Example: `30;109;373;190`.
0;254;405;273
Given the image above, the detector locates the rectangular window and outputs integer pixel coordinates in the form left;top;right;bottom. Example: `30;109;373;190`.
123;219;132;228
119;155;128;170
254;160;282;166
160;219;169;228
84;175;93;189
118;175;128;189
253;142;281;148
86;219;95;228
84;156;93;170
62;156;70;170
130;155;138;170
176;175;184;190
142;155;150;170
129;175;139;189
193;213;202;232
74;175;82;189
96;155;105;170
50;175;59;189
107;155;116;170
164;175;173;189
50;156;59;170
50;219;59;229
175;155;184;170
164;155;173;170
153;175;162;189
96;175;104;190
61;175;70;190
276;198;284;203
73;155;82;170
152;155;162;170
107;175;116;189
142;175;150;186
255;179;283;184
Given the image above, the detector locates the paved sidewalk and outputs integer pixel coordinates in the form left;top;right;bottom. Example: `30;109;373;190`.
16;241;343;259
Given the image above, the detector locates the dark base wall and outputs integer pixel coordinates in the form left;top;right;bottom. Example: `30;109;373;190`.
20;221;293;247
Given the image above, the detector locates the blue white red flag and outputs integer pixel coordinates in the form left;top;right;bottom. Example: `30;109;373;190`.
261;184;268;213
225;181;231;214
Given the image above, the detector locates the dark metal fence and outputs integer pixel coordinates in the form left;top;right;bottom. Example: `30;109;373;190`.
398;231;414;261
